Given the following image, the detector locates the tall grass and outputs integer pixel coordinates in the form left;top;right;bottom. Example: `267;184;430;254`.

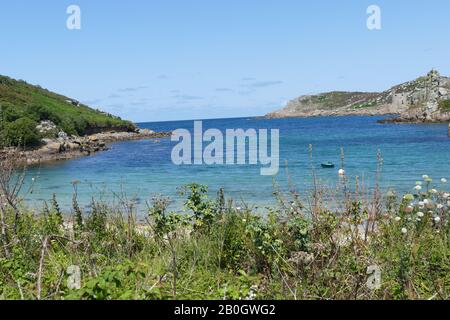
0;151;448;300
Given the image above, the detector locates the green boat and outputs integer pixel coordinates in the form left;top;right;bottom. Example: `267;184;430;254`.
321;162;335;168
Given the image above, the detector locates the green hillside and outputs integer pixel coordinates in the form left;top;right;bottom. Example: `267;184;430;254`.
0;75;136;147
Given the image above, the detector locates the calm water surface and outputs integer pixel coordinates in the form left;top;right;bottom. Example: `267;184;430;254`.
23;116;450;212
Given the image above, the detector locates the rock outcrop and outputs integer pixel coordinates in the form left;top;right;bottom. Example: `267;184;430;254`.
9;129;171;166
266;70;450;123
36;120;58;136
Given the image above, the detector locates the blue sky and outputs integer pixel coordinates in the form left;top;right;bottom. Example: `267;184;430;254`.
1;0;450;122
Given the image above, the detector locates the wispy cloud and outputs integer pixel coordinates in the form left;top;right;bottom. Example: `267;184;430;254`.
117;85;148;93
246;80;284;88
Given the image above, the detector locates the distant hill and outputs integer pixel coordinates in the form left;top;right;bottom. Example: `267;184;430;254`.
266;70;450;122
0;75;135;146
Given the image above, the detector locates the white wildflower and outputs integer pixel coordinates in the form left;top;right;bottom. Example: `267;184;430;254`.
414;185;422;191
430;189;437;194
394;216;401;222
246;285;258;300
417;212;424;218
437;204;444;210
434;216;441;223
441;178;447;183
422;175;429;180
401;228;408;234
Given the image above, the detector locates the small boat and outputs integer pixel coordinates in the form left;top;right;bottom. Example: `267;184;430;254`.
321;162;335;168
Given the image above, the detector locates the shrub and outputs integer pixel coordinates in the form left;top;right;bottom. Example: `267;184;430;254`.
179;183;217;231
2;117;40;147
438;99;450;111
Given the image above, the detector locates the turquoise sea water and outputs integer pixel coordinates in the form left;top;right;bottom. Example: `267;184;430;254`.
23;116;450;212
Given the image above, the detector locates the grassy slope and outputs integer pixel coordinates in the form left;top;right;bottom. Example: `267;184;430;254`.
0;75;135;142
301;91;378;110
266;91;379;118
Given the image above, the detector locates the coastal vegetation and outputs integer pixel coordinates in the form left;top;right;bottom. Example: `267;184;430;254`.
0;151;448;300
0;75;135;148
439;100;450;112
267;70;450;123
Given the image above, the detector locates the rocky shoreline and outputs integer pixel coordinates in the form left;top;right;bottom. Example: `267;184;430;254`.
266;70;450;127
377;116;450;136
266;108;398;119
3;129;172;166
377;115;450;124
